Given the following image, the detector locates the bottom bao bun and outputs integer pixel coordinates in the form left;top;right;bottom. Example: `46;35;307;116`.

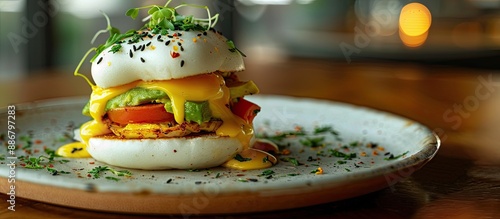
86;134;245;170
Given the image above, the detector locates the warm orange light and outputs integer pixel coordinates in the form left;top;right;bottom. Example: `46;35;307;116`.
399;3;432;47
399;29;428;47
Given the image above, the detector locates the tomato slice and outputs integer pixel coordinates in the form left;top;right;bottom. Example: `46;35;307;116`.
232;98;261;124
107;104;175;125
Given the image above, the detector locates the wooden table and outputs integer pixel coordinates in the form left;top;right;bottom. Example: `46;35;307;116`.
1;58;500;218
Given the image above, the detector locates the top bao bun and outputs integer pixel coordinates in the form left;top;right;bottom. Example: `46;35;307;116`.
91;30;245;88
85;30;251;170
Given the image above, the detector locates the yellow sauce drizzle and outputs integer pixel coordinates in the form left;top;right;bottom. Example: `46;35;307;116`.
222;149;277;170
56;142;91;158
58;73;263;169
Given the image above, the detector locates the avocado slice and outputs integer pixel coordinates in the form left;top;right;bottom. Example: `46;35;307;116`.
82;87;212;124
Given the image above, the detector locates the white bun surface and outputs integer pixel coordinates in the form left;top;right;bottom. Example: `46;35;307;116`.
91;30;245;88
87;135;243;170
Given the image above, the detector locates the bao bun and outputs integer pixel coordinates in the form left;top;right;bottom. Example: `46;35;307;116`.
91;30;245;88
87;134;244;170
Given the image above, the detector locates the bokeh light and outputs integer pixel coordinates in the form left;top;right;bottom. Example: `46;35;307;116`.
399;3;432;47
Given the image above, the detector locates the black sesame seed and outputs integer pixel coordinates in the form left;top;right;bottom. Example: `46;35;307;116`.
157;35;161;40
197;33;202;37
180;46;184;51
158;39;164;42
129;49;133;58
166;178;173;184
141;45;145;51
195;181;202;185
97;57;103;64
167;35;173;38
148;34;153;38
180;60;185;67
177;33;182;36
203;31;207;36
177;42;182;46
133;45;137;51
141;57;145;63
146;42;151;47
165;40;170;46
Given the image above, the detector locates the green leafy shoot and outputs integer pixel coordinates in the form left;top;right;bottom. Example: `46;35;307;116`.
88;166;132;179
126;0;219;32
227;40;247;57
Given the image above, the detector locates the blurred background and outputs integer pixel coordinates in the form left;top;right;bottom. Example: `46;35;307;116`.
0;0;499;82
3;2;500;217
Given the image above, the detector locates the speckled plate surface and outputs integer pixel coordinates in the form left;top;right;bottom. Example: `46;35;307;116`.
0;95;439;215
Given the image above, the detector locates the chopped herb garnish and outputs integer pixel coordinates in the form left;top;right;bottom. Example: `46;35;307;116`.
21;148;62;169
47;168;70;176
329;149;356;160
300;137;326;147
234;154;251;162
280;157;301;166
384;151;409;160
337;160;347;164
59;159;70;164
215;173;221;178
109;44;122;53
349;141;360;147
257;130;306;142
345;168;351;172
88;166;132;179
259;170;275;177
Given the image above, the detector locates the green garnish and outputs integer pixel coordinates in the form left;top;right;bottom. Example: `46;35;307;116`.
337;160;347;164
109;44;122;53
329;149;356;160
234;154;251;162
47;168;70;176
88;166;132;179
384;151;409;160
300;137;326;147
280;157;301;166
257;129;306;142
125;0;218;31
22;148;62;169
73;0;225;88
259;170;275;177
227;40;246;57
310;169;320;174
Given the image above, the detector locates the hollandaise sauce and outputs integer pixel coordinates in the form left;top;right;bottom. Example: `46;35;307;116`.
57;73;275;170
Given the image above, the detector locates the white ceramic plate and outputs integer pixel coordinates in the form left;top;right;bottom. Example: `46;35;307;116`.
0;95;439;215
